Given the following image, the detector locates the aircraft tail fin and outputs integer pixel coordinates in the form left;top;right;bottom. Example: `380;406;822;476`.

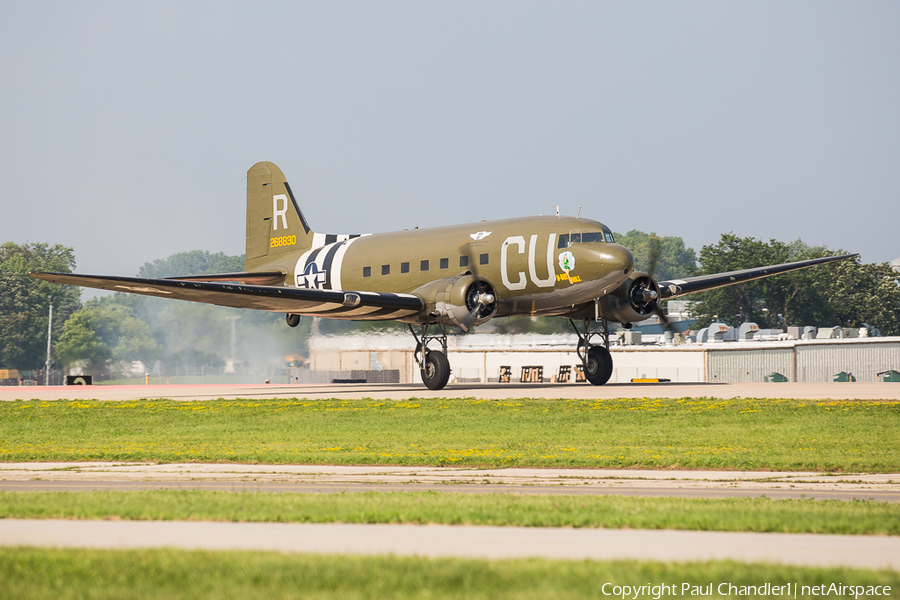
244;161;316;272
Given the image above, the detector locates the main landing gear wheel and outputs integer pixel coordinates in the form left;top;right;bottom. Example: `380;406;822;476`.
569;317;614;386
409;323;452;390
420;350;450;390
584;346;613;386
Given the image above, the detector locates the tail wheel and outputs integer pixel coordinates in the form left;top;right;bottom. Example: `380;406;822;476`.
420;350;451;390
286;314;301;328
584;346;613;386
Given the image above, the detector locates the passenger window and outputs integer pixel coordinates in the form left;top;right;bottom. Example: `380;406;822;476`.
440;258;449;269
401;262;410;274
479;253;489;265
420;260;429;271
382;265;390;276
459;255;469;267
363;266;371;278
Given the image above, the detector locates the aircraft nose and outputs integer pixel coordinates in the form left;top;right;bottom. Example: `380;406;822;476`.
604;244;634;277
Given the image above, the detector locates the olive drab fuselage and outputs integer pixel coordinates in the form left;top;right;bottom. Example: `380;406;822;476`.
285;216;635;325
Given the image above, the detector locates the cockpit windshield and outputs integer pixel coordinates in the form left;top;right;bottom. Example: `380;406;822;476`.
558;230;616;248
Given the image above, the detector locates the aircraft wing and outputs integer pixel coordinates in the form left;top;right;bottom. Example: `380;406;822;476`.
29;272;425;321
657;253;857;300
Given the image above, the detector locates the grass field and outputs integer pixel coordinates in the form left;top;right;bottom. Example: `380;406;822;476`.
1;490;898;535
4;397;898;594
3;548;898;600
1;396;898;471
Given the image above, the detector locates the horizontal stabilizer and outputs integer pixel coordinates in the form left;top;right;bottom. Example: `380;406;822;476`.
166;271;286;285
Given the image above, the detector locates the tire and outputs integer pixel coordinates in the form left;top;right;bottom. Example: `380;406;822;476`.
285;314;301;328
584;346;613;386
420;350;451;390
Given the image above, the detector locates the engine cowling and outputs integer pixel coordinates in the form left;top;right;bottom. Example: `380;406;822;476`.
412;275;498;330
596;272;660;325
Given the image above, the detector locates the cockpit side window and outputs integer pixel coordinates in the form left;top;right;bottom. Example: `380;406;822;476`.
566;230;614;246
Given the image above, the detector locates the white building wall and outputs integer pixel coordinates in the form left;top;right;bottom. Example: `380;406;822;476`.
608;348;705;383
795;340;900;382
707;346;795;382
308;334;900;385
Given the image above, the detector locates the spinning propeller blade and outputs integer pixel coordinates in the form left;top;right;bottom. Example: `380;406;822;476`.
644;234;678;339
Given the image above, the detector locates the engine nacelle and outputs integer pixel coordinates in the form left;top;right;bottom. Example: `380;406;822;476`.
596;272;660;325
412;275;498;330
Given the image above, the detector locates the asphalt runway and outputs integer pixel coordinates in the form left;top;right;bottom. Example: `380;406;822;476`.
2;381;899;402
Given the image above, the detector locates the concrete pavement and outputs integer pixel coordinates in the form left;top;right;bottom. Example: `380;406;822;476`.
1;381;899;402
2;519;898;569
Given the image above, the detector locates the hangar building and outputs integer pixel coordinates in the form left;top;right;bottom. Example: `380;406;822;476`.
305;333;900;385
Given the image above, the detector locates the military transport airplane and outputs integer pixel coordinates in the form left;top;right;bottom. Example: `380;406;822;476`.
32;161;855;390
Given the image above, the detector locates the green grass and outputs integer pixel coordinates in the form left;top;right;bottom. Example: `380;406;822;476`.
1;396;898;471
1;490;898;535
2;548;898;599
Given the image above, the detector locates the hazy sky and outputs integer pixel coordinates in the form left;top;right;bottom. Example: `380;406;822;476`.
2;1;898;282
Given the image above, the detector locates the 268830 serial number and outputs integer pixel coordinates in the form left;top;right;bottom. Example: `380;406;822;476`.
270;235;296;248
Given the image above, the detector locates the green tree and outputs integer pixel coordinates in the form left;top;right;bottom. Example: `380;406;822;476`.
54;310;112;371
614;230;697;281
0;242;81;370
138;250;245;278
808;257;900;336
690;234;900;334
689;234;790;328
54;302;161;373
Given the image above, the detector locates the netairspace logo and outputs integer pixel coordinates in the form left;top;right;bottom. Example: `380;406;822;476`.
599;582;892;599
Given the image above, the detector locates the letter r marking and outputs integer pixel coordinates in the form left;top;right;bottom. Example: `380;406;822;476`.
273;194;289;231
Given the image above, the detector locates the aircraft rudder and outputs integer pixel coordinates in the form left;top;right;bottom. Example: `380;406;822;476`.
245;161;315;271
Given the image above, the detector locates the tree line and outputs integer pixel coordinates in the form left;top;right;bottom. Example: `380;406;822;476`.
1;232;898;375
690;235;900;334
0;245;310;378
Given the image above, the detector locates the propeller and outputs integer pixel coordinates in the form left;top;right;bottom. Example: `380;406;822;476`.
458;242;497;332
461;281;496;331
644;234;679;342
646;234;661;281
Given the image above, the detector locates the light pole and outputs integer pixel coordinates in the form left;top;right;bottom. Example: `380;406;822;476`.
45;296;53;386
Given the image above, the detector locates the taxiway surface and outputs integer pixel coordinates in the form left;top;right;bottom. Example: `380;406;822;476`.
2;519;898;569
2;381;900;402
3;463;898;502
